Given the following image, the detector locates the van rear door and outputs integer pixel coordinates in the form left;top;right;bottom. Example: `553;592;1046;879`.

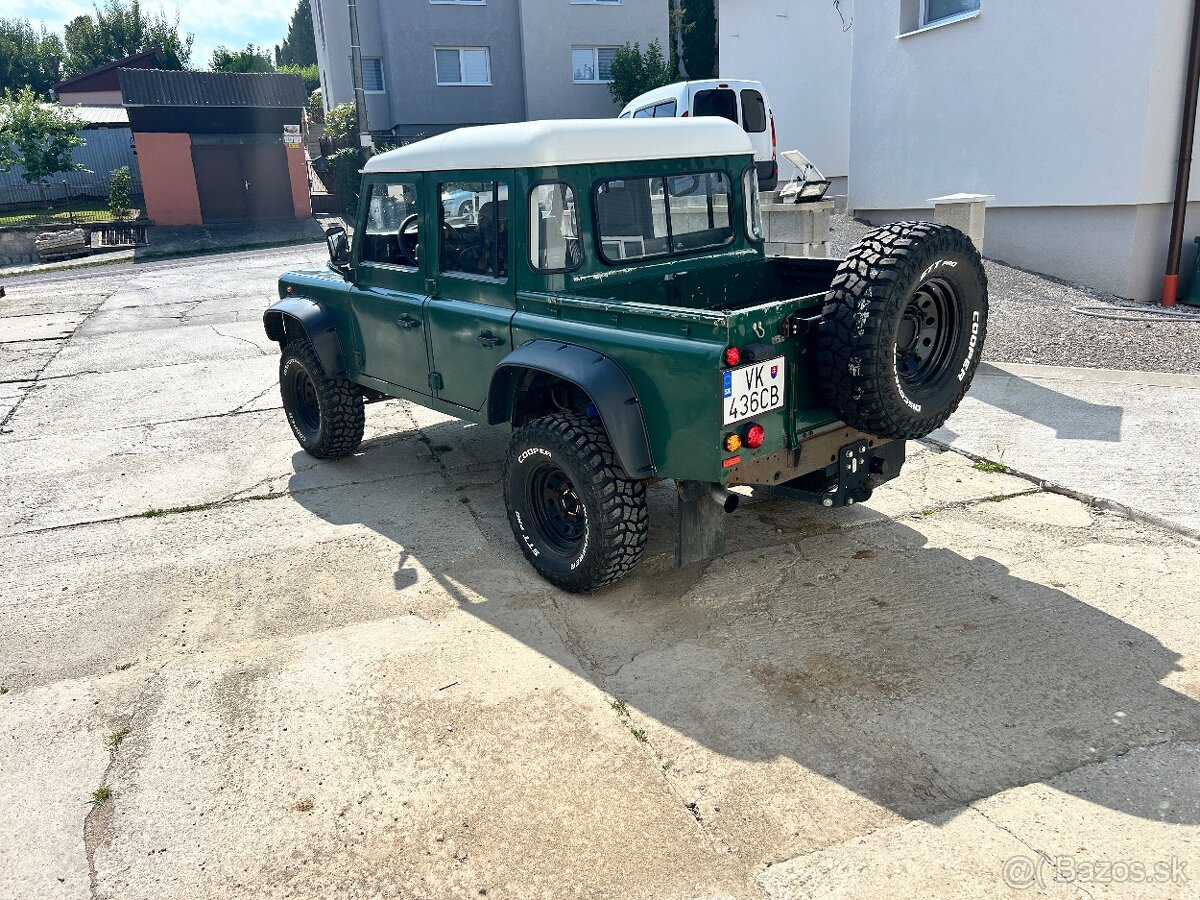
689;84;776;188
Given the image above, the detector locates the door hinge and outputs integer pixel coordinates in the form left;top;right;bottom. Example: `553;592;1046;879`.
351;351;364;368
429;372;444;391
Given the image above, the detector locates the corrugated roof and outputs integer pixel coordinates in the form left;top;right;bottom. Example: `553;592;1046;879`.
118;69;307;109
51;50;165;92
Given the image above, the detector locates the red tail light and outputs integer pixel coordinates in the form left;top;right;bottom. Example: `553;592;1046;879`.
724;346;741;367
681;110;689;117
769;110;777;156
745;423;765;449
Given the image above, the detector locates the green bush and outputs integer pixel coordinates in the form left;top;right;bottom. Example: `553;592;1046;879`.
307;88;324;124
325;102;357;146
107;165;131;220
608;39;673;108
278;63;320;94
328;147;361;217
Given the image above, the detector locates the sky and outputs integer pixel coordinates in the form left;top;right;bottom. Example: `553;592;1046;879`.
8;0;300;71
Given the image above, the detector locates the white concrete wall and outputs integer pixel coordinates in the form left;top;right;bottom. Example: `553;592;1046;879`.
719;0;853;180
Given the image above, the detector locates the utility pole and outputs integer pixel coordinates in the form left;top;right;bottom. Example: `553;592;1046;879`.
347;0;373;160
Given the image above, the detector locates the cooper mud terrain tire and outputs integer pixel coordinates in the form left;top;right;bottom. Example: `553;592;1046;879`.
504;413;648;593
816;222;988;439
279;338;365;459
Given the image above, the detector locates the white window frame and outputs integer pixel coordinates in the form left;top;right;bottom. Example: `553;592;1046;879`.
434;47;492;86
361;57;385;93
570;0;622;5
431;0;485;4
920;0;979;28
572;46;619;84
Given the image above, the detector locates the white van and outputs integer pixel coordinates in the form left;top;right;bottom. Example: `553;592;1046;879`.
619;79;777;189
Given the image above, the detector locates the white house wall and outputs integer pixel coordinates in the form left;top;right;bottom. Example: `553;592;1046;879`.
719;0;852;185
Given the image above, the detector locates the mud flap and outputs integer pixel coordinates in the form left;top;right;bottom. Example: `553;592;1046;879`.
676;480;729;568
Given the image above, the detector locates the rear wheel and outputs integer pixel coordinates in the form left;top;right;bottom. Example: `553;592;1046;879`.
279;338;364;459
816;222;988;438
504;413;647;592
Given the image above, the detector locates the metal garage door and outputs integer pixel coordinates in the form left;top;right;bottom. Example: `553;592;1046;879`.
192;139;293;223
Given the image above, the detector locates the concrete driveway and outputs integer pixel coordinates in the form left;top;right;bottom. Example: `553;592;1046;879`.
1;248;1198;899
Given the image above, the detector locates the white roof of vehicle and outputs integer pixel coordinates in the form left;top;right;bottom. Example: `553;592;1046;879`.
362;118;753;174
620;79;767;114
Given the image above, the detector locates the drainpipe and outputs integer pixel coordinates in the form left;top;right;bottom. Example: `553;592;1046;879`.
347;0;373;159
1162;0;1200;306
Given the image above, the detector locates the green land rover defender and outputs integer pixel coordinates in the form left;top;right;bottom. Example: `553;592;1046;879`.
265;118;988;591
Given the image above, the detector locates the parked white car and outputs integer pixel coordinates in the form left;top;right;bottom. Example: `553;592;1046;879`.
619;79;778;189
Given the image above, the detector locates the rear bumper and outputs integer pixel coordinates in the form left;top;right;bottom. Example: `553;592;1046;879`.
725;426;906;506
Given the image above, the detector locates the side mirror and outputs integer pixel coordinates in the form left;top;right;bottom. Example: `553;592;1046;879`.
325;224;351;276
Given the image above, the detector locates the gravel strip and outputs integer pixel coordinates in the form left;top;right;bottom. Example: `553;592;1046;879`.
829;213;1200;375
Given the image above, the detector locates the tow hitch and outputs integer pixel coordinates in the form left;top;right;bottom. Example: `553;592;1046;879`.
766;439;906;508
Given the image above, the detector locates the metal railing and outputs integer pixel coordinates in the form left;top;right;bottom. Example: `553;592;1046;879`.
0;178;146;229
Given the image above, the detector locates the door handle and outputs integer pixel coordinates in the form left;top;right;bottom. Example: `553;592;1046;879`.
477;331;504;348
397;314;422;330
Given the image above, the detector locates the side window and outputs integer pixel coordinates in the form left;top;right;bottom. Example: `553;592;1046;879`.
654;100;677;117
740;90;766;133
665;172;733;252
594;172;733;263
440;180;509;278
633;106;653;119
595;177;668;262
743;167;762;241
361;181;420;267
530;182;582;272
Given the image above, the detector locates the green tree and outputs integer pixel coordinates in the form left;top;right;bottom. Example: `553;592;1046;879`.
608;39;673;108
63;1;193;76
107;165;132;219
275;0;317;68
325;101;357;145
680;0;717;80
278;63;320;94
307;88;325;123
210;44;275;74
0;19;65;95
0;87;87;206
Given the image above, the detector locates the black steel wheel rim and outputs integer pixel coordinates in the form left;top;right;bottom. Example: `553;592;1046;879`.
528;464;586;553
289;367;321;434
896;276;959;389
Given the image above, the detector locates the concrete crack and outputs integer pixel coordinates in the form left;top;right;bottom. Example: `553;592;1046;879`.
209;324;271;356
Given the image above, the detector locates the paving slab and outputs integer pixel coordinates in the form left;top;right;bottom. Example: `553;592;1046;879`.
933;362;1200;534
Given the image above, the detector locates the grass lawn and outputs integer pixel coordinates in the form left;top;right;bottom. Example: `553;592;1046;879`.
0;202;143;228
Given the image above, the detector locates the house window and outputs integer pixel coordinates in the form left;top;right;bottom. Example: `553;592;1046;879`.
435;48;491;85
362;58;385;92
922;0;979;27
572;47;618;83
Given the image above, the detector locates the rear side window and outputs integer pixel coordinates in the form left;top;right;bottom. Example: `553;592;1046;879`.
633;106;653;118
692;88;738;124
741;89;766;133
594;172;733;263
654;99;677;117
440;180;509;278
529;182;582;272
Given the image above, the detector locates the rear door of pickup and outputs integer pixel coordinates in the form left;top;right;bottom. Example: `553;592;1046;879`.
350;176;432;395
424;170;516;410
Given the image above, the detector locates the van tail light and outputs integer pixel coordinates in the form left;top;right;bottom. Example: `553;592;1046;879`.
745;423;765;449
769;110;777;157
681;110;689;117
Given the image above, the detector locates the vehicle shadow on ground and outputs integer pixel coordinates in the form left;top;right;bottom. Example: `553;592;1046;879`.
945;364;1124;441
289;418;1200;830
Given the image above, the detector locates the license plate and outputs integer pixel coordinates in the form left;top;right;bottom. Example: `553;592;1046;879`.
722;356;786;425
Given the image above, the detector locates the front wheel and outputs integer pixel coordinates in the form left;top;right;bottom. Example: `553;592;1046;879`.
816;222;988;439
504;413;648;592
279;338;365;459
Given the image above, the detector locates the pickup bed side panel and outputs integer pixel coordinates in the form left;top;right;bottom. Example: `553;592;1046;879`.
510;313;727;483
